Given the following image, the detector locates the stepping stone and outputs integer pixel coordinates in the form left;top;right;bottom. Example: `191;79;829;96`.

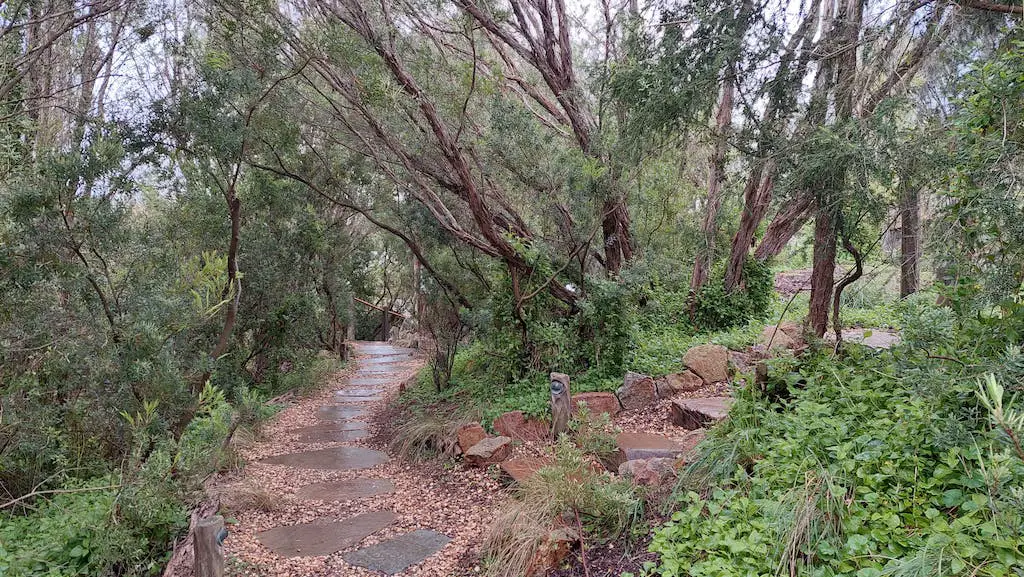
343;529;451;574
349;378;390;387
334;395;383;403
336;388;384;397
318;405;369;421
290;422;368;436
670;397;732;430
361;356;412;365
260;446;387;470
294;478;395;502
297;429;369;443
256;510;397;557
359;365;401;374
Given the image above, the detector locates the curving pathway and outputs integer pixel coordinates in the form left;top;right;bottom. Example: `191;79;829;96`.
221;342;502;576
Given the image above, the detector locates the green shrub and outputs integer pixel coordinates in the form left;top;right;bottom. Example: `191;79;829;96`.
647;346;1024;577
692;257;773;331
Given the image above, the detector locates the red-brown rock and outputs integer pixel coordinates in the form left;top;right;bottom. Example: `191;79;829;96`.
525;528;576;577
456;423;487;454
618;457;679;487
683;344;730;383
493;411;550;442
670;397;733;430
615;372;658;410
464;436;513;467
572;392;621;417
499;456;554;484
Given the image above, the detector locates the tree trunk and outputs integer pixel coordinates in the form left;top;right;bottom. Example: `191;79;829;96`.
601;197;633;275
754;194;815;262
724;162;775;291
691;78;734;292
899;184;920;297
808;210;837;337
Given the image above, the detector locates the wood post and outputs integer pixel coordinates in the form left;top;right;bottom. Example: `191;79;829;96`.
194;515;225;577
550;372;571;441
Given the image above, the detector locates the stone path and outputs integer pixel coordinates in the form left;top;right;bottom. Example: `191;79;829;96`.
219;342;504;576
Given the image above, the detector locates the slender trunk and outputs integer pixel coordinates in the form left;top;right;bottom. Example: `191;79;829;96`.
832;225;863;349
900;184;920;297
754;194;815;262
808;210;837;336
691;78;734;292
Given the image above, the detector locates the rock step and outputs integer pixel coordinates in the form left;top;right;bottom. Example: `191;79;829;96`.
335;387;385;396
670;397;732;430
343;529;451;575
290;422;367;436
358;365;405;374
260;446;387;470
293;478;395;502
615;430;705;465
256;510;397;558
348;377;391;387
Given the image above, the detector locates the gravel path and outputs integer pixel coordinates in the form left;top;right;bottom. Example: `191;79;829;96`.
220;342;504;576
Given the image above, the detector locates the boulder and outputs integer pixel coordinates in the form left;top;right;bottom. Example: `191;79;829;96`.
618;457;679;487
659;370;704;395
615;372;658;411
572;392;621;417
683;344;730;384
456;423;487;455
493;411;550;442
670;397;733;430
500;456;554;484
464;436;513;467
525;528;576;577
778;321;804;341
760;325;795;350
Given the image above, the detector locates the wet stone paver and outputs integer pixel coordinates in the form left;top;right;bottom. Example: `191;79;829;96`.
296;429;369;443
317;405;369;421
256;510;397;557
293;478;396;502
334;394;384;403
290;422;368;436
343;529;452;575
260;446;387;470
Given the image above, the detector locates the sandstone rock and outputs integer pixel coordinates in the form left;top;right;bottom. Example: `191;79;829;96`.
525;528;576;577
618;457;679;487
760;325;795;350
670;397;733;430
572;392;621;417
493;411;550;442
779;321;804;341
500;456;554;484
683;344;729;383
615;372;658;411
464;436;512;467
456;423;487;454
660;370;704;395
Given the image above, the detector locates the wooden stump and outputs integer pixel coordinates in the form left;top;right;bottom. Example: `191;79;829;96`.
195;515;225;577
549;372;571;441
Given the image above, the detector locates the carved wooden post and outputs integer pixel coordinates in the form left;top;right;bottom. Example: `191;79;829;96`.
195;515;226;577
550;372;571;441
